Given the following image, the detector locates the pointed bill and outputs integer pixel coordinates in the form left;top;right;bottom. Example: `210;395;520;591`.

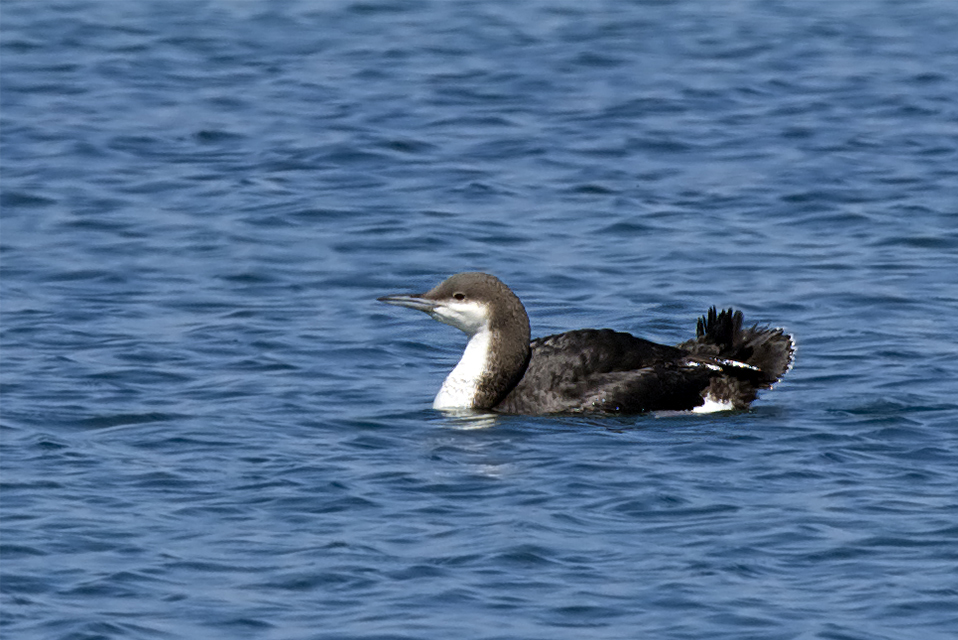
377;294;437;313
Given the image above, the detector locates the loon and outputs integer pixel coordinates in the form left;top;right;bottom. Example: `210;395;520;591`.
378;272;794;415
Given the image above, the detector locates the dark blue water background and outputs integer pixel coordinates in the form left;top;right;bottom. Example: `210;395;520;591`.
2;1;957;638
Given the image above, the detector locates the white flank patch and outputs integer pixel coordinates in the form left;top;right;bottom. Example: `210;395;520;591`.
692;395;735;414
713;357;760;372
687;360;723;372
433;328;492;410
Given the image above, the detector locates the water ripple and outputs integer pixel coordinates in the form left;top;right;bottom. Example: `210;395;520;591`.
3;1;958;639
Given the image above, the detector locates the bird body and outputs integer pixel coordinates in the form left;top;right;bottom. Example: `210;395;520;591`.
379;273;794;415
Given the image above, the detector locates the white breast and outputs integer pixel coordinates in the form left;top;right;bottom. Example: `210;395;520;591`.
433;328;492;410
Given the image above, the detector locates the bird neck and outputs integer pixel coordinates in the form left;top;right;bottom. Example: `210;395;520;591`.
433;321;530;411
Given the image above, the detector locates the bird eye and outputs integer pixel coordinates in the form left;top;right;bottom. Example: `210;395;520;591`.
453;292;466;301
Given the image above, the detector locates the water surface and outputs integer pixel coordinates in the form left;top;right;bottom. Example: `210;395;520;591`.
2;1;957;639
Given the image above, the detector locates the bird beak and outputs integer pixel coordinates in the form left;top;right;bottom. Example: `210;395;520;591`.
377;293;438;314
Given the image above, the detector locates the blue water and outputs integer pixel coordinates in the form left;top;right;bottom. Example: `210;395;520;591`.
2;1;957;638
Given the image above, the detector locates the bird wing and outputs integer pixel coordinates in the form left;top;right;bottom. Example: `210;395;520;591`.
494;330;713;414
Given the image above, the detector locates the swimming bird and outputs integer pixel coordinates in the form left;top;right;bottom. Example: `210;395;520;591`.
378;272;794;415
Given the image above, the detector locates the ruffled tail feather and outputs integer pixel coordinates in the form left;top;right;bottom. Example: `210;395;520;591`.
681;307;795;394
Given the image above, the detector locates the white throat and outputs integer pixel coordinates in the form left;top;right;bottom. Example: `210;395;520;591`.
433;327;493;410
